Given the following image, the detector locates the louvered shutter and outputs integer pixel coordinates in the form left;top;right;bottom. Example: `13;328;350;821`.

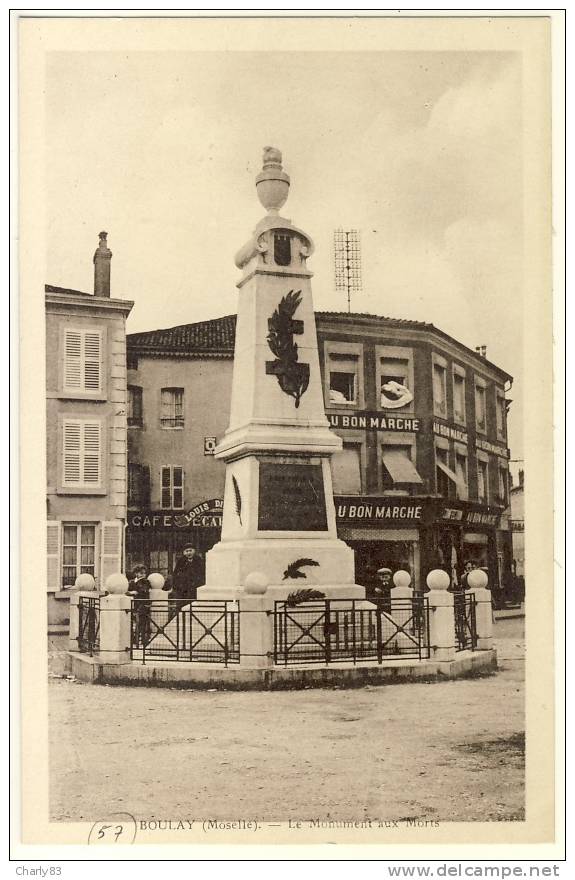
82;422;101;485
47;521;62;591
83;332;102;391
100;521;124;586
63;330;82;390
141;465;151;506
63;421;82;485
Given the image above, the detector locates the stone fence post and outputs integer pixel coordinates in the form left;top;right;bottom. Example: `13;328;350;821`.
238;573;274;667
98;574;132;665
426;569;456;663
467;569;494;650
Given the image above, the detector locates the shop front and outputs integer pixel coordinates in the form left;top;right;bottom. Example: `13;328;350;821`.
334;495;508;595
126;499;223;584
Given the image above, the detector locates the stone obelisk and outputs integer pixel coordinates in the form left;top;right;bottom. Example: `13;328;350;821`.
199;148;364;600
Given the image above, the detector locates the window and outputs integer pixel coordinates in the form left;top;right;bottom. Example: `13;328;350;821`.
433;361;447;417
63;328;103;394
496;391;507;440
161;388;184;428
128;463;151;508
382;445;423;492
62;419;102;488
161;466;184;509
453;368;466;424
455;450;468;501
380;357;412;409
498;464;508;506
331;445;362;494
329;355;358;404
475;380;487;432
127;386;143;427
477;458;489;502
274;233;291;266
62;524;96;587
435;445;454;499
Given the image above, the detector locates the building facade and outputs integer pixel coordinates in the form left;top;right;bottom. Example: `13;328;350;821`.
46;234;133;624
510;469;525;578
125;312;514;599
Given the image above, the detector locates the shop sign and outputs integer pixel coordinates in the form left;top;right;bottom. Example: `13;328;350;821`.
432;420;468;444
476;437;509;458
204;437;217;455
128;499;224;530
328;412;421;432
335;495;426;524
440;504;500;527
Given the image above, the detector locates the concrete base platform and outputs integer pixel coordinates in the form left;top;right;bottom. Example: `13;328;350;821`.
68;649;497;691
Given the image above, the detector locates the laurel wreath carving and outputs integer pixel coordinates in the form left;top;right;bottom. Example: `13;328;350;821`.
232;475;242;525
286;588;326;607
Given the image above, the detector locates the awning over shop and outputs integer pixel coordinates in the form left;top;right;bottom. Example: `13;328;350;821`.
382;450;424;484
437;459;467;497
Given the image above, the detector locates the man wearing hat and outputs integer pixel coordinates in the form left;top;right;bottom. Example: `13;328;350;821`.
370;567;393;614
171;544;204;604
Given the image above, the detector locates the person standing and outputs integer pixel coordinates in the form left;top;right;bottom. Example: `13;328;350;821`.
171;544;204;604
127;563;151;646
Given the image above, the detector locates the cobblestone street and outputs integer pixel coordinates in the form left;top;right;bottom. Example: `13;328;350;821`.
48;618;524;825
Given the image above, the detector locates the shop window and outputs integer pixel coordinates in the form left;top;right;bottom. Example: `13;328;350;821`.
435;446;454;499
496;391;507;440
161;466;184;510
477;458;489;502
63;328;103;394
453;368;466;425
455;451;468;501
128;463;151;508
62;419;102;489
382;445;423;492
274;233;291;266
161;388;184;428
380;357;413;409
433;361;447;417
475;380;487;433
329;355;358;404
128;386;143;427
62;523;96;587
331;444;362;494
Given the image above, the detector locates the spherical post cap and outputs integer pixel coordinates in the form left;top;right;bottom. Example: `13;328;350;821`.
393;570;412;589
74;573;96;591
467;569;489;590
148;572;165;590
244;571;269;595
105;573;130;595
426;569;451;591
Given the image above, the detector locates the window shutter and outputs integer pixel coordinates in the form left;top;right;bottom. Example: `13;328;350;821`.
83;332;101;391
100;521;124;586
141;465;151;506
63;330;82;389
82;422;101;485
47;521;61;591
63;421;82;484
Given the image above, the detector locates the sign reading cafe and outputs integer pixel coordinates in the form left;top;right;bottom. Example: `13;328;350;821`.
129;499;224;529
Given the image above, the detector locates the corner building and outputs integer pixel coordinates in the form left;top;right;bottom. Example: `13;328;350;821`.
126;312;513;597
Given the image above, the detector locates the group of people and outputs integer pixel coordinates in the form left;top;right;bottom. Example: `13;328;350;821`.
127;544;205;645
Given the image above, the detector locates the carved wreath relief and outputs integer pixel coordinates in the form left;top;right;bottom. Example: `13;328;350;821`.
265;290;310;407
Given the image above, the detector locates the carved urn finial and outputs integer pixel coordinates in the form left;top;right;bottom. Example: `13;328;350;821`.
256;146;290;214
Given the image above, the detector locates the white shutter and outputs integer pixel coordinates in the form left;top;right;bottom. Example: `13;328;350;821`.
83;332;102;391
47;521;61;591
100;521;124;586
63;421;82;485
63;330;82;390
82;421;101;485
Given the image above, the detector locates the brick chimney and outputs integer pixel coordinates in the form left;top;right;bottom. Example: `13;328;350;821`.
93;231;112;297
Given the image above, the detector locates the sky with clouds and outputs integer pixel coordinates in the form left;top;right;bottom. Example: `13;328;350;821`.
46;50;523;466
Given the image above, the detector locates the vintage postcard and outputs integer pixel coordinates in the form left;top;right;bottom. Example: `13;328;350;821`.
14;10;563;860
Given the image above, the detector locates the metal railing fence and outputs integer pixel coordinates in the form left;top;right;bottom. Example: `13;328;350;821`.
453;591;477;652
78;596;100;656
273;597;430;666
130;599;239;665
